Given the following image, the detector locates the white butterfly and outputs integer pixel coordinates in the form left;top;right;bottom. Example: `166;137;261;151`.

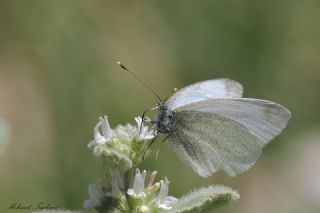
155;79;291;177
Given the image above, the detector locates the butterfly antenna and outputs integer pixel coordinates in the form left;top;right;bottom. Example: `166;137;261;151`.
117;61;162;102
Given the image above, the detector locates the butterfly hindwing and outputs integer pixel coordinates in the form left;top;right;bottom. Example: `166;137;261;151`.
168;111;264;177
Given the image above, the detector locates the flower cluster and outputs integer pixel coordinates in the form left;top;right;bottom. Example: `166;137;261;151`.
84;169;178;212
127;169;177;211
85;116;177;212
87;116;156;172
83;115;240;213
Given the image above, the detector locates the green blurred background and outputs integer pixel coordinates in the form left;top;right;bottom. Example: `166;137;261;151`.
0;1;319;212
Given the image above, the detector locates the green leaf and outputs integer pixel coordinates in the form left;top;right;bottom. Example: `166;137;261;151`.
163;185;240;213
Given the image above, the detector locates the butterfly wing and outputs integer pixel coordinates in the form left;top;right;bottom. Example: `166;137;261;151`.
175;98;291;144
167;79;243;110
169;111;264;177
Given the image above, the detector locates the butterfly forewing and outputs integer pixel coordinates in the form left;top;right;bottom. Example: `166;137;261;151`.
167;79;243;110
168;111;265;177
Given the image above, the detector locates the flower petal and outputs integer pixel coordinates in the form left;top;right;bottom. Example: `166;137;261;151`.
83;197;101;209
158;177;169;201
83;180;104;209
101;116;113;139
93;122;106;144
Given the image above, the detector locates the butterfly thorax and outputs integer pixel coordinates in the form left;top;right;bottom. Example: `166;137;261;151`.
155;102;174;134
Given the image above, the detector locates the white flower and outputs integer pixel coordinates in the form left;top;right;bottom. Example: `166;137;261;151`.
106;169;124;198
126;170;177;209
83;180;105;209
88;115;155;150
100;116;113;139
146;171;158;188
134;116;156;141
138;205;150;213
88;116;113;148
156;177;178;210
127;169;147;199
114;123;138;140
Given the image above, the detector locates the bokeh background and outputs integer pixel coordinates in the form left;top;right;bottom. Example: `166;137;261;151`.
0;1;319;212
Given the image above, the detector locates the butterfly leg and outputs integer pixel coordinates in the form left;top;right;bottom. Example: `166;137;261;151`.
141;134;158;161
146;134;158;149
146;134;169;153
161;134;171;143
140;107;158;133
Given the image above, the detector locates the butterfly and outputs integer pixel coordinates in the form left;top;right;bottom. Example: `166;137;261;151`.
117;62;291;177
155;78;291;177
